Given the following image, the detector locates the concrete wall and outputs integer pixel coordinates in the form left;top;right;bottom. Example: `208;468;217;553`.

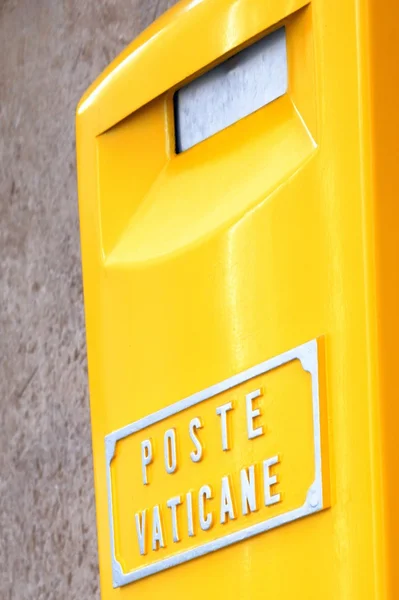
0;1;176;598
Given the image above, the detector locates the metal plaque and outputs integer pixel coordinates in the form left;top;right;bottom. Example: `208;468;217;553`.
105;339;328;588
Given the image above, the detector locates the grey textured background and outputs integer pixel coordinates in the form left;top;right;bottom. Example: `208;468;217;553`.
0;1;176;598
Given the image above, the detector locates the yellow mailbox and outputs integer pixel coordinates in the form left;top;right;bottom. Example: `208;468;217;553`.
76;0;399;597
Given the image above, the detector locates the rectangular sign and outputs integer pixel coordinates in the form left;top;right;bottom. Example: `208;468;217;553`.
105;339;328;588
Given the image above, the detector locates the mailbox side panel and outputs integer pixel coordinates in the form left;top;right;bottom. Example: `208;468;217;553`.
369;0;399;596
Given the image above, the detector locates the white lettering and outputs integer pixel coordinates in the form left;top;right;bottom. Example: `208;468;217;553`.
152;505;165;550
198;485;213;531
135;509;147;555
164;428;177;474
263;455;281;506
220;476;235;524
186;491;195;537
246;389;264;439
216;402;233;451
240;465;257;515
189;417;203;463
141;439;153;485
166;496;182;543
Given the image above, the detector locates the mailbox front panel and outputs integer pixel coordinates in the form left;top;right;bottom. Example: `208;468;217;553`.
76;0;388;598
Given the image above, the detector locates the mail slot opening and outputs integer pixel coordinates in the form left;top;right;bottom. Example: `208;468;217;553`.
174;27;288;153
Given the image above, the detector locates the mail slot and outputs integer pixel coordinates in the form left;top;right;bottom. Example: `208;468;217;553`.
76;0;399;597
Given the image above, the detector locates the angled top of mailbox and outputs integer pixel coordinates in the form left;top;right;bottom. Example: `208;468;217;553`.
77;0;316;262
77;0;308;136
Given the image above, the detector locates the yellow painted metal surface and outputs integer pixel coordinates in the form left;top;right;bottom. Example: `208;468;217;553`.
75;0;399;597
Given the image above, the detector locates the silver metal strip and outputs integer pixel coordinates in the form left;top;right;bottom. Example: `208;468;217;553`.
105;338;324;588
175;27;288;152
